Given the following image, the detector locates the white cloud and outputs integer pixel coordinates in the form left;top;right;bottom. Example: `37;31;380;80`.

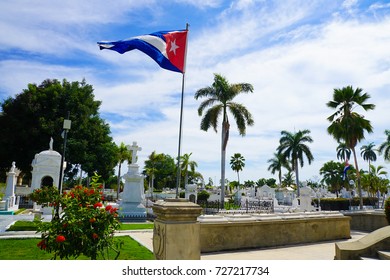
1;1;390;184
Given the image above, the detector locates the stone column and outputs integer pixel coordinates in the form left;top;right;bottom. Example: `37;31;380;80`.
5;162;18;207
152;198;202;260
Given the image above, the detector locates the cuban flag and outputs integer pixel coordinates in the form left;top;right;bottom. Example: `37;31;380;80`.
343;160;351;180
97;30;188;73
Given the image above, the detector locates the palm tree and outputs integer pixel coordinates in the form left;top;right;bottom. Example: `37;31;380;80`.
195;73;254;208
230;153;245;186
336;142;351;162
180;152;198;187
282;171;295;188
326;86;375;209
378;130;390;161
361;165;387;207
277;129;314;197
145;151;164;195
116;142;131;199
267;152;291;187
319;161;344;197
360;142;377;170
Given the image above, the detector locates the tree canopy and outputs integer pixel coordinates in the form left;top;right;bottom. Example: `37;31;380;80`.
143;152;176;191
0;79;118;183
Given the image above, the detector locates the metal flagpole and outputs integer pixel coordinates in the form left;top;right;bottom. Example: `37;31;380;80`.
175;23;189;198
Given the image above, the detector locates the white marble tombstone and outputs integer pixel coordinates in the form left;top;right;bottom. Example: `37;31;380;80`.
299;186;315;212
119;141;146;221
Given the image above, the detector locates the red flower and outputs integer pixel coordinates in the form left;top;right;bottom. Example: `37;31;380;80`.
89;217;96;223
93;202;103;208
55;235;66;243
110;207;118;214
89;189;95;195
92;233;99;239
105;205;113;211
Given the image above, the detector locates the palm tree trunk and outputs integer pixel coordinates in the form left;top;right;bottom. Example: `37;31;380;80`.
117;162;122;200
295;159;300;197
220;125;226;209
278;170;282;187
185;171;188;187
352;147;363;209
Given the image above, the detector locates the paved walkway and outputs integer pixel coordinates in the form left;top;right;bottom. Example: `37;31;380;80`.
0;213;52;233
0;214;368;260
127;229;368;260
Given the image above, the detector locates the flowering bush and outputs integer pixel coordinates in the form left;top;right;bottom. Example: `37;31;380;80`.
30;174;120;260
385;197;390;225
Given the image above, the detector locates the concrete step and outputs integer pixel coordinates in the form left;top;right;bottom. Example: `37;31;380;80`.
360;256;380;260
377;250;390;260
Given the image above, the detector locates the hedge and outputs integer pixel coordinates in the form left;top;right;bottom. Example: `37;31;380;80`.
312;197;378;211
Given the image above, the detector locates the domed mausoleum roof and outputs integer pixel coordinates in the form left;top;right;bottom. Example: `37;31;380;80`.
37;149;61;157
31;137;62;166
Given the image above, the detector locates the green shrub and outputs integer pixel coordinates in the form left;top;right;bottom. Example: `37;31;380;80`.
313;198;349;210
350;197;378;206
385;197;390;225
197;190;210;201
29;174;120;260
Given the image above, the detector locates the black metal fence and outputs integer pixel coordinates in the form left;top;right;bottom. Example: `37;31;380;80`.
197;199;274;215
18;195;34;209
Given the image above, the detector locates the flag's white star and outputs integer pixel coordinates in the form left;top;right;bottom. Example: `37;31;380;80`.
169;39;179;55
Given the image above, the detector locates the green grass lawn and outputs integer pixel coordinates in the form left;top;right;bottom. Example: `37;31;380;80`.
2;221;155;260
0;236;154;260
7;220;154;231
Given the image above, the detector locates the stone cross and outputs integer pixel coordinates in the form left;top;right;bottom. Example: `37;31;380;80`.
127;141;142;164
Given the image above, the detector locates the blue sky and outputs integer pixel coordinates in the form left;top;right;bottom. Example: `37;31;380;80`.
1;0;390;184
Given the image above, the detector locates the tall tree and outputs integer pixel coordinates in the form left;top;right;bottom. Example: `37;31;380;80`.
319;161;345;197
360;142;377;171
277;129;314;197
143;152;176;191
336;142;351;162
361;165;388;207
144;151;164;195
230;153;245;186
267;152;291;187
195;73;254;208
326;86;375;209
378;130;390;161
282;171;295;188
116;142;131;199
0;79;118;182
180;153;198;187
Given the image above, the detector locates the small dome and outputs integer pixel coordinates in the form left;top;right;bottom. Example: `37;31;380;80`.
37;149;61;157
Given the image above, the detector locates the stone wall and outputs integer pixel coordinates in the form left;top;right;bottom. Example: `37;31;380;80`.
199;212;351;253
343;211;388;232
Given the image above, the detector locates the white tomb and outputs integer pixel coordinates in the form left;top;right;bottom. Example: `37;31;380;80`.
185;184;197;203
119;141;146;222
30;138;65;214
